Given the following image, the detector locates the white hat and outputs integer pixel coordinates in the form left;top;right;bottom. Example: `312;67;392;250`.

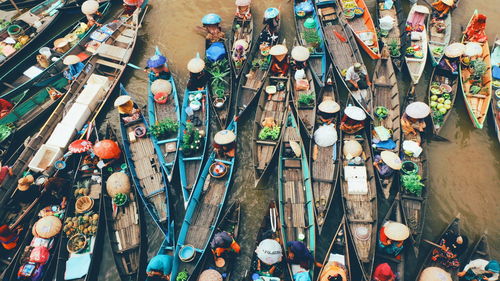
318;99;340;113
214;129;236;145
151;79;172;95
343;140;362;159
187;56;205;73
235;0;251;5
63;55;81;65
81;0;99;15
384;221;410;241
464;42;483;57
444;43;465;58
114;95;132;107
269;44;288;56
380;151;402;170
405;101;430;119
419;267;452;281
291;46;310;62
344;105;367;121
199;269;223;281
414;4;430;14
234;39;249;50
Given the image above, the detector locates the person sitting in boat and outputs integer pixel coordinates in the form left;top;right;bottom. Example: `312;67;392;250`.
287;241;322;272
345;63;371;91
123;0;143;16
146;254;173;281
210;231;241;265
317;97;340;124
269;44;289;77
235;0;251;20
232;39;249;65
437;55;459;77
372;263;396;281
40;177;68;207
114;95;140;124
401;102;430;138
291;46;309;71
458;259;499;281
431;0;454;19
145;54;171;81
202;13;225;43
378;221;410;257
255;238;284;278
213;128;237;158
432;230;468;269
81;0;102;27
63;55;85;81
340;105;366;134
373;151;402;179
0;98;13;118
0;161;13;184
319;260;348;281
0;224;22;250
257;7;280;47
186;55;209;91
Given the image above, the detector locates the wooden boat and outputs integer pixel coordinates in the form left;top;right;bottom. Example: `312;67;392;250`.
491;37;500;142
371;55;401;200
234;20;281;118
373;194;406;281
178;77;210;208
0;5;147;204
102;125;145;281
459;10;492;129
405;4;430;84
428;59;459;135
310;65;341;233
252;75;290;187
338;0;381;59
0;0;69;69
293;0;327;86
318;217;352;280
340;96;377;280
428;10;452;66
462;233;490;272
416;216;461;281
229;14;254;79
119;85;171;235
316;0;374;117
374;0;407;71
0;0;42;10
278;110;316;281
147;47;180;182
197;200;241;279
399;86;429;257
170;121;237;281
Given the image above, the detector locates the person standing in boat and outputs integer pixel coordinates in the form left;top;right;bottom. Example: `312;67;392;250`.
186;55;209;91
213;129;237;158
210;231;241;266
235;0;251;20
202;13;225;43
81;0;102;27
431;0;454;19
269;44;289;77
258;7;280;46
401;102;430;139
63;55;85;81
372;263;396;281
144;54;171;82
345;63;371;91
146;254;173;280
377;221;410;257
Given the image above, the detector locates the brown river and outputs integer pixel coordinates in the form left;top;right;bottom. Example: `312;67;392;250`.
7;0;499;279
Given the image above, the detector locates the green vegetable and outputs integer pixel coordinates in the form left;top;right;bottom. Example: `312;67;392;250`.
149;118;179;139
181;122;202;156
303;29;321;49
470;85;481;95
176;270;189;281
401;173;424;196
258;126;281;141
206;58;230;100
298;93;315;107
0;125;12;142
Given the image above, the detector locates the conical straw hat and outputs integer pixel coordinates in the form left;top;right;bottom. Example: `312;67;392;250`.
405;102;430;119
289;141;301;157
199;269;223;281
81;0;99;15
384;221;410;241
291;46;310;62
114;95;132;107
151;79;172;95
380;151;402;170
187;54;205;73
234;39;249;50
318;99;340;113
269;44;288;56
106;172;131;197
214;129;236;145
34;216;62;239
419;267;452;281
444;43;465;58
344;106;367;121
63;55;80;65
343;140;362;159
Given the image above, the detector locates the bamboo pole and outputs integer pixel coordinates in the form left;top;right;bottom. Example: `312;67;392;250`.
9;0;20;12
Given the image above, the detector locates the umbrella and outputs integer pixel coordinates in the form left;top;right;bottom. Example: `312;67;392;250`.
314;124;337;147
123;0;143;6
444;43;465;58
255;239;283;265
418;267;452;281
93;140;121;159
464;42;482;57
69;139;93;154
147;55;167;68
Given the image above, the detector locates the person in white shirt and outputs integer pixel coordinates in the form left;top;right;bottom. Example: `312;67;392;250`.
345;62;371;91
457;259;499;281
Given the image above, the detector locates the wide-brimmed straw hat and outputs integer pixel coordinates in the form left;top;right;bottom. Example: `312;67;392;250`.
414;4;430;14
235;0;251;5
187;55;205;73
269;44;288;56
441;0;454;6
318;98;340;113
405;101;431;119
418;267;452;281
384;221;410;241
444;43;465;58
214;129;236;145
264;7;279;19
344;106;367;121
114;95;132;107
34;216;62;239
199;269;223;281
81;0;99;15
234;39;249;50
343;140;362;159
381;151;402;170
17;174;34;191
291;46;310;62
151;79;172;95
63;55;80;65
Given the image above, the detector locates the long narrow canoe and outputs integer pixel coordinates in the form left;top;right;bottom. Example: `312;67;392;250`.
428;11;452;66
371;55;401;200
340;96;377;280
103;124;145;281
0;0;68;69
400;86;429;257
178;82;210;208
416;216;462;281
252;75;290;187
462;233;490;272
0;0;42;10
428;60;458;135
147;47;180;182
318;217;352;280
316;0;374;118
170;121;237;281
291;54;317;137
374;0;407;71
459;10;492;129
293;0;327;86
234;20;281;117
310;65;341;234
339;0;381;59
278;110;316;281
373;193;406;281
405;4;430;85
229;14;254;79
491;37;500;142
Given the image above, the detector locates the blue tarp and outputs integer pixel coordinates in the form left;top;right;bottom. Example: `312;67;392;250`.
206;42;227;62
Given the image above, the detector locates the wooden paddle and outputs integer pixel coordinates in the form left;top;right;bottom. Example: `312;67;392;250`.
424;239;443;249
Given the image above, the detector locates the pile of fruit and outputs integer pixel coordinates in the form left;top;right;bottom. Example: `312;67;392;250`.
430;89;452;115
68;234;86;253
63;213;99;238
113;193;128;206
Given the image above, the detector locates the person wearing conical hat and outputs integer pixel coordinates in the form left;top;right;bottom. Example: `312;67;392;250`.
235;0;251;20
232;39;249;66
81;0;102;27
213;128;237;158
291;45;310;71
373;151;402;179
186;54;209;91
373;263;396;281
257;7;280;47
431;0;454;18
458;259;499;281
269;44;289;77
340;105;367;134
378;221;410;257
317;96;340;124
202;13;225;43
401;102;430;138
114;95;140;123
63;55;85;81
144;54;171;81
345;62;371;91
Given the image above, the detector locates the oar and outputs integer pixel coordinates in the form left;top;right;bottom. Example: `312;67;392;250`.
432;133;450;142
127;63;142;70
270;205;277;233
424;239;444;249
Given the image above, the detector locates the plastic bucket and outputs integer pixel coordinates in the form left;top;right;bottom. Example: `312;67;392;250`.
179;245;196;262
7;25;23;39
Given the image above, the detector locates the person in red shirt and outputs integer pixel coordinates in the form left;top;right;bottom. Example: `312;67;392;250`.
373;263;395;281
0;161;13;184
0;99;13;118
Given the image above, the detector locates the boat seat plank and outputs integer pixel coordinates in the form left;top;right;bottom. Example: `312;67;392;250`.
96;59;125;70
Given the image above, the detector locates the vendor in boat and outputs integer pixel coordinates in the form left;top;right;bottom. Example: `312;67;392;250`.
235;0;251;20
401;102;430;138
213;128;237;158
63;55;85;81
319;260;348;281
14;174;40;203
145;54;171;81
372;263;396;281
186;55;209;91
432;230;468;268
431;0;454;19
0;98;13;118
210;231;241;265
202;13;225;43
232;39;249;65
373;151;402;179
291;45;309;71
255;238;283;277
377;221;410;257
436;43;463;77
114;95;140;124
0;161;13;184
0;224;22;250
317;97;340;124
458;259;499;281
123;0;143;16
146;254;173;280
81;0;102;27
269;44;289;77
345;63;371;91
257;7;280;47
287;241;322;272
340;105;367;134
40;177;68;207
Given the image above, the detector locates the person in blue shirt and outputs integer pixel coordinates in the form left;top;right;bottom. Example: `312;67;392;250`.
146;254;173;280
63;55;84;81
